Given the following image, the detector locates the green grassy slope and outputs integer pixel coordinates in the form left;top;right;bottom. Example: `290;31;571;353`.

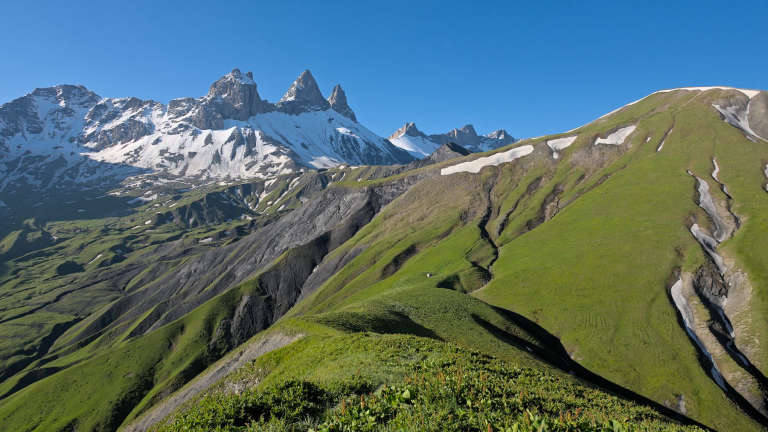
154;333;704;431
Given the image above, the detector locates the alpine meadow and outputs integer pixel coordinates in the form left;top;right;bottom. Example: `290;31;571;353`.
1;2;768;431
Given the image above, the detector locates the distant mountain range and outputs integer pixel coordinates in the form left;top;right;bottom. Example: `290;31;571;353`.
388;122;515;157
0;69;515;199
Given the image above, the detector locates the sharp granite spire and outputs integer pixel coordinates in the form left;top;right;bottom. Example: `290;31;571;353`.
277;69;330;114
327;84;356;121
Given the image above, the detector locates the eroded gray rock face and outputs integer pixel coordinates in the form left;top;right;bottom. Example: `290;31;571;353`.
277;70;330;114
65;172;420;353
712;91;768;141
328;85;356;121
748;91;768;140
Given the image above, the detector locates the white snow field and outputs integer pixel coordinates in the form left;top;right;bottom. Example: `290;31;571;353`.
594;125;636;146
389;133;441;158
546;136;577;159
441;145;534;175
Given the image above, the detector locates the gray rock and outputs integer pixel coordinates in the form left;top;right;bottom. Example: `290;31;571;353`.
178;69;274;129
277;70;330;114
327;84;356;121
748;91;768;140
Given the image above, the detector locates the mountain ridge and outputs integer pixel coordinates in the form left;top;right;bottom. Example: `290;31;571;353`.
0;69;413;202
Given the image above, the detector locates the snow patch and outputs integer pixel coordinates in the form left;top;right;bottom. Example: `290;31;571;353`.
88;253;103;265
711;158;720;182
441;145;534;175
390;134;440;158
546;136;577;159
594;125;636;146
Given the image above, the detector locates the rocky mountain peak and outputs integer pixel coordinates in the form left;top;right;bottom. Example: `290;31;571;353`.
388;122;427;140
0;85;102;152
31;85;102;108
327;84;356;121
207;69;259;98
186;68;272;127
277;69;330;114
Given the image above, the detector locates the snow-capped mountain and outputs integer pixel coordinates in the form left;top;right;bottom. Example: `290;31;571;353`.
0;69;413;197
388;122;516;158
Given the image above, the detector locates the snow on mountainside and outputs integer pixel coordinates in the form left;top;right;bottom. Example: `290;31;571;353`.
388;122;516;158
0;69;412;198
388;122;441;157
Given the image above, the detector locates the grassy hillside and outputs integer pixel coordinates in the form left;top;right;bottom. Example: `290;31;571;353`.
153;333;704;432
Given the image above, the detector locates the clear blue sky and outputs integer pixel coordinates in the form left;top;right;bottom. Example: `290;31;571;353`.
2;0;767;138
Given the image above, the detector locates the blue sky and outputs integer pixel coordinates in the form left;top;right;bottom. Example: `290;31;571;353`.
2;0;767;138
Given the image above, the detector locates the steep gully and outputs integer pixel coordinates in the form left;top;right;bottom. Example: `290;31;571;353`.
668;161;768;423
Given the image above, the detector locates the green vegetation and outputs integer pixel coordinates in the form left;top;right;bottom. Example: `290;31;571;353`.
156;334;702;432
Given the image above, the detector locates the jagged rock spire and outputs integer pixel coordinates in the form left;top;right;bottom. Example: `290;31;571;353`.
277;70;330;114
328;84;356;121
